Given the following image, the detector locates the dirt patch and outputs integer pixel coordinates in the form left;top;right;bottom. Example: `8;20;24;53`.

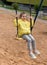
0;9;47;65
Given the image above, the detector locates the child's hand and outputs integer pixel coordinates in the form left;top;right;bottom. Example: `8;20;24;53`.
27;16;33;19
30;16;33;19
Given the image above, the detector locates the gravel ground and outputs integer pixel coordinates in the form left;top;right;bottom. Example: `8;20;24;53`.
0;8;47;65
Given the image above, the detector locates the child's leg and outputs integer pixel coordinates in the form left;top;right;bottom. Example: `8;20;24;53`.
22;35;36;59
28;34;36;51
22;35;32;51
29;34;40;55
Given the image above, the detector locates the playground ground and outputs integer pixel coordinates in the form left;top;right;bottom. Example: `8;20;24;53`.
0;9;47;65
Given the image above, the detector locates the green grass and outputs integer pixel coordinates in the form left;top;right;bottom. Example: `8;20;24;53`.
7;0;47;6
0;0;47;20
41;16;47;20
4;5;13;10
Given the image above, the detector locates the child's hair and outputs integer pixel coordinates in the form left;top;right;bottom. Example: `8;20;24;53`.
19;12;26;19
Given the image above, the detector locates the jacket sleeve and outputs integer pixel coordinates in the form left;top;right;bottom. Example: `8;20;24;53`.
13;19;17;27
31;19;34;27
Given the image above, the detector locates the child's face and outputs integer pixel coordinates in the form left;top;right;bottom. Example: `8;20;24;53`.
21;14;27;20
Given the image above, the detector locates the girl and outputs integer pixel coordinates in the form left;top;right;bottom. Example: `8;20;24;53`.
13;12;40;59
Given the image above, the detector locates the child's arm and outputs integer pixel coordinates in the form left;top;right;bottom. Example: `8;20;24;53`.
13;19;17;27
27;16;34;27
13;15;19;27
31;17;34;27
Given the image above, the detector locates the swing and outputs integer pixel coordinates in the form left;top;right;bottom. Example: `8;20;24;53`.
13;17;33;40
13;0;44;40
13;17;23;40
14;12;34;40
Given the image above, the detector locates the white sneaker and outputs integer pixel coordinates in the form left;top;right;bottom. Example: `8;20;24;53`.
34;50;40;55
30;52;37;59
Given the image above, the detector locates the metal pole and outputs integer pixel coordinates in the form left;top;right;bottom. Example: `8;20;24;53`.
29;0;33;31
34;0;44;23
16;10;18;36
30;5;32;31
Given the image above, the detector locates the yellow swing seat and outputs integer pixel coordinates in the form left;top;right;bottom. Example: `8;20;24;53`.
15;35;23;40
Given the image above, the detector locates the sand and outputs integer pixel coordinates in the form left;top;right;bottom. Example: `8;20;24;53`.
0;9;47;65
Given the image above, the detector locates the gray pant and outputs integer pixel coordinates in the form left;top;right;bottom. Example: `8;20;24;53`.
22;34;36;51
